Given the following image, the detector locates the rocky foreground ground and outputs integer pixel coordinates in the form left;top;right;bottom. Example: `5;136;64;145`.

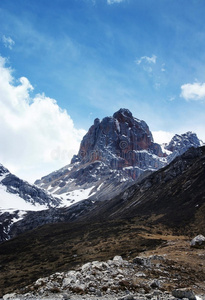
2;240;205;300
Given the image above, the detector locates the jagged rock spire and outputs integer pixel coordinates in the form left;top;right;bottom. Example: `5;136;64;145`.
72;108;164;168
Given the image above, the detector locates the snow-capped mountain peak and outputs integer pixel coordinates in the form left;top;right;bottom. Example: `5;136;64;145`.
35;109;168;204
35;109;202;206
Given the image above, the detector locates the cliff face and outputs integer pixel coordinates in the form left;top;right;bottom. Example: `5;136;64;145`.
72;108;165;170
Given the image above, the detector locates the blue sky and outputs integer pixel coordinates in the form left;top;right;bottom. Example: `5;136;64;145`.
0;0;205;181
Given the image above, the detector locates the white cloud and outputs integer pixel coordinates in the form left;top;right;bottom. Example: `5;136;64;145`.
152;130;174;144
0;56;86;182
107;0;126;4
135;55;157;74
136;54;157;65
180;82;205;101
2;35;15;50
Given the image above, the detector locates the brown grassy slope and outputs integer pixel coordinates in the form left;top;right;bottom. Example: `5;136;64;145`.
1;221;205;297
0;219;164;297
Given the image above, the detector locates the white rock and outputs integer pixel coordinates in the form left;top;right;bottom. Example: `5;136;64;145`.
190;235;205;247
3;294;19;300
92;261;104;270
62;277;73;288
35;277;47;286
113;255;123;262
81;262;92;272
136;272;146;277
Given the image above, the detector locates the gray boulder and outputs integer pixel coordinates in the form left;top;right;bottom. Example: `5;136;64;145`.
172;288;196;300
190;234;205;248
133;256;151;267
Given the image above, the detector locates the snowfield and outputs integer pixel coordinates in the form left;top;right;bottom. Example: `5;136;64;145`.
0;183;48;212
58;186;96;206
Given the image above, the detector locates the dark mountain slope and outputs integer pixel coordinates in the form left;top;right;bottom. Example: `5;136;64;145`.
78;146;205;233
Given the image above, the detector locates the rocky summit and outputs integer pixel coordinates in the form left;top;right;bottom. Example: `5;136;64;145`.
71;108;164;168
35;108;168;204
35;109;201;204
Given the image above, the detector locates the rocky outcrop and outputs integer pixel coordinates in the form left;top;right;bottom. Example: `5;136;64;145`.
3;255;203;300
0;255;173;298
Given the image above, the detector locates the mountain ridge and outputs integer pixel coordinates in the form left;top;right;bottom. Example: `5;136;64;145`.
35;109;201;204
3;145;205;243
0;109;203;242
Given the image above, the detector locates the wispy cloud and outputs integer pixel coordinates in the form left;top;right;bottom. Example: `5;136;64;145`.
180;82;205;101
2;35;15;50
135;54;157;74
107;0;126;4
136;54;157;65
161;63;166;72
0;56;86;182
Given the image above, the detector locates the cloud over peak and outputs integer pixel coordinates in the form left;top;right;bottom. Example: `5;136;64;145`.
0;56;86;182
